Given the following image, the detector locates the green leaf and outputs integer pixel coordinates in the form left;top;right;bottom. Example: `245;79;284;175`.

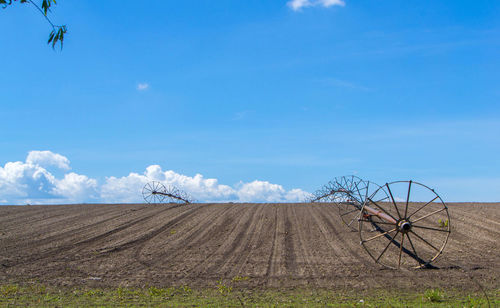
41;0;50;15
47;30;55;44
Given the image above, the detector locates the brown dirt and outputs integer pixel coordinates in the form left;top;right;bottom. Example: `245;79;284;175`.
0;203;498;291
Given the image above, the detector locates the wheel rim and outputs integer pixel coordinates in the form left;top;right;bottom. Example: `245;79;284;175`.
359;181;451;269
142;181;167;204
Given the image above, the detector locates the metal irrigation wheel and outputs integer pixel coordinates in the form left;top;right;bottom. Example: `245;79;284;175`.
162;185;189;204
335;176;388;231
310;175;366;203
142;181;167;204
359;181;451;269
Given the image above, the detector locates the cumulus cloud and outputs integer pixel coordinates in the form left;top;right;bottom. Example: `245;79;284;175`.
1;151;310;205
0;151;97;204
26;150;70;170
53;173;99;202
102;165;237;203
137;83;150;91
0;161;56;200
288;0;345;11
236;181;309;202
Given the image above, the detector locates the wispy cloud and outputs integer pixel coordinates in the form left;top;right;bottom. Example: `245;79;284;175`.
288;0;345;11
136;83;150;91
318;78;371;91
232;110;252;121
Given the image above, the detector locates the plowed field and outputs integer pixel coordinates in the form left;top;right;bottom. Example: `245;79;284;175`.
0;203;498;291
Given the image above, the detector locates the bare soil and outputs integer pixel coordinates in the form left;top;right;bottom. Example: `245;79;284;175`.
0;203;498;291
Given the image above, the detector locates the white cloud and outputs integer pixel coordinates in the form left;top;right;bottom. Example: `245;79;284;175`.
236;180;309;202
102;165;237;203
288;0;312;10
0;151;99;204
288;0;345;11
102;169;309;203
101;172;147;203
285;188;312;202
0;151;310;204
0;160;56;201
26;150;70;170
320;0;345;7
53;173;99;203
137;83;150;91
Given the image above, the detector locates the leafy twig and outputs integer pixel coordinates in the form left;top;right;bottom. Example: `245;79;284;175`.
1;0;67;49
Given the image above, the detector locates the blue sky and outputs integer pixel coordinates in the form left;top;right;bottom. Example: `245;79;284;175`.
1;0;499;204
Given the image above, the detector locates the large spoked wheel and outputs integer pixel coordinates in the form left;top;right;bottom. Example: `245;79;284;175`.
142;181;167;204
359;181;451;269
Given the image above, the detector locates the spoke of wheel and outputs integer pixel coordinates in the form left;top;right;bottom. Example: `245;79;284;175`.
335;179;342;191
398;233;405;269
341;208;359;216
412;224;450;232
406;233;422;266
347;211;362;227
354;181;363;204
407;196;439;219
374;195;390;203
337;178;343;190
386;183;402;219
367;197;398;222
404;181;412;218
376;230;400;262
362;228;397;243
412;207;446;224
410;230;440;252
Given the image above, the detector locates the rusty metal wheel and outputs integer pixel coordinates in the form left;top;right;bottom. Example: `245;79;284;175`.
359;181;451;269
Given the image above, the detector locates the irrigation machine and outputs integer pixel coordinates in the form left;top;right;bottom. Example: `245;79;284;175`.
142;176;451;270
309;175;451;269
142;181;193;204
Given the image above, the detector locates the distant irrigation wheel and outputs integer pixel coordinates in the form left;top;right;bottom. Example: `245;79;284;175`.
142;181;167;204
162;185;190;204
142;181;193;204
359;181;451;269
